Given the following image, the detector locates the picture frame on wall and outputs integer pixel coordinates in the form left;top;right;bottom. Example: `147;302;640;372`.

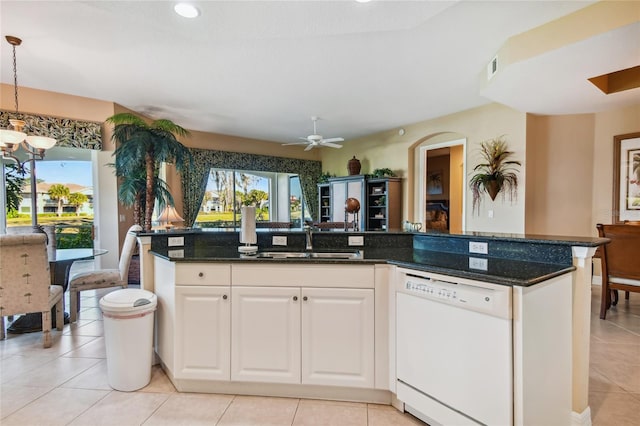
427;170;443;195
613;132;640;223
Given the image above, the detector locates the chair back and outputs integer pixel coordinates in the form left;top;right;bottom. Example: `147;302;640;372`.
118;225;142;281
0;233;51;316
597;224;640;281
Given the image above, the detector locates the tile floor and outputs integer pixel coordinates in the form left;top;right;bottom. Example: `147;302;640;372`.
1;285;638;425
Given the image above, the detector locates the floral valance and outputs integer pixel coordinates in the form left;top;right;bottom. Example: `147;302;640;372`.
182;148;322;226
0;110;102;150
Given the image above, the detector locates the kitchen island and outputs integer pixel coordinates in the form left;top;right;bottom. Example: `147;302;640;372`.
138;229;605;426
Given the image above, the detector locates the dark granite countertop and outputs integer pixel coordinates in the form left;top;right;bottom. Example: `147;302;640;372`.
150;246;575;287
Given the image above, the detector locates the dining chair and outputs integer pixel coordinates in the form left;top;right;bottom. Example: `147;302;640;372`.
0;233;64;348
596;224;640;319
68;224;142;323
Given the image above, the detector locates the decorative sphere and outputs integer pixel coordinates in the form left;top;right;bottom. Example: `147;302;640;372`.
345;198;360;213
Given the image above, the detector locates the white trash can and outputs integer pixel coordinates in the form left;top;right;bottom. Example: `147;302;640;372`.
99;288;157;391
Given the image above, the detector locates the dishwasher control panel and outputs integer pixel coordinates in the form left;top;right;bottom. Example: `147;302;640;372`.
398;270;512;319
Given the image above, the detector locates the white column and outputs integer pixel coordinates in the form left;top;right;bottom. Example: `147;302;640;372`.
571;245;597;426
137;235;154;293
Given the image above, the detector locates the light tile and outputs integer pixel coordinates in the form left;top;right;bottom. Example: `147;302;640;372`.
1;354;56;384
61;359;111;390
143;393;233;425
217;395;299;426
77;307;103;321
590;390;640;426
68;391;169;426
293;399;367;425
0;385;50;419
589;368;626;393
63;336;106;359
63;320;104;337
367;404;425;426
1;387;109;426
138;365;177;394
4;356;100;388
592;362;640;393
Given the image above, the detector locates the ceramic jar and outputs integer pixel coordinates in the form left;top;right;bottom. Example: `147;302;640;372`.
347;156;361;175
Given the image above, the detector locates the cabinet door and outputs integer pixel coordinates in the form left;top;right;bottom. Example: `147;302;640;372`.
301;288;374;388
231;286;301;384
331;179;364;228
175;285;231;380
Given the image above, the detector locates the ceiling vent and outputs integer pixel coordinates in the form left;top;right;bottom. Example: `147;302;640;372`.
487;55;498;80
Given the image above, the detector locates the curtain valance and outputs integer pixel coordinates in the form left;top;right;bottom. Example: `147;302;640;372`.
182;148;321;227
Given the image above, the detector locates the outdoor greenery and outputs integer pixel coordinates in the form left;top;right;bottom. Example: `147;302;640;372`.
4;164;24;216
469;136;521;214
107;113;192;231
48;183;71;217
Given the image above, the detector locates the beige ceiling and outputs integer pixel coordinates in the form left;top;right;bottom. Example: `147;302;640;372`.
1;1;636;145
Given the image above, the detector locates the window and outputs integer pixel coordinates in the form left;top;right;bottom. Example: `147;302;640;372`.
195;168;307;229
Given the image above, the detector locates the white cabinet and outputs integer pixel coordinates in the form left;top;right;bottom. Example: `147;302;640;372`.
302;287;374;388
154;258;232;382
231;286;301;384
230;285;374;387
175;285;230;380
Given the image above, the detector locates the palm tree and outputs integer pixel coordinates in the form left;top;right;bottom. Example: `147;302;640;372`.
48;184;70;217
4;164;25;214
68;192;88;216
107;113;192;231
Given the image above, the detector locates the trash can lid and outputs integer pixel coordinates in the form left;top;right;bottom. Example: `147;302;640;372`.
99;288;157;314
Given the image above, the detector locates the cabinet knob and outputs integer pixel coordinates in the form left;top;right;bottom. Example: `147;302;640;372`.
293;296;298;301
303;296;308;301
198;272;204;278
223;294;228;300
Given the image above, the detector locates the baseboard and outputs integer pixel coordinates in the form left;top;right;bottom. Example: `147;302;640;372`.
572;406;592;426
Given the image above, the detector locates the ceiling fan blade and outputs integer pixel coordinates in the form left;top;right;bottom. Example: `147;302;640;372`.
321;142;343;148
304;144;315;151
299;137;311;141
321;137;344;143
282;141;310;146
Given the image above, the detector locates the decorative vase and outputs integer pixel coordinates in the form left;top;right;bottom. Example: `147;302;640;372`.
348;156;361;175
486;179;500;201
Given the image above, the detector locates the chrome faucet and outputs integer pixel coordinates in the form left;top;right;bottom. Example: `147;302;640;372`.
304;222;314;250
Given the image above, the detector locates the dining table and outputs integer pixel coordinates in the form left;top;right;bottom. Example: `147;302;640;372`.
7;247;108;333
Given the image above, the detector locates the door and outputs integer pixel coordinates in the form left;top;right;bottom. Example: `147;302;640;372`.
231;286;301;383
175;285;231;380
301;287;374;388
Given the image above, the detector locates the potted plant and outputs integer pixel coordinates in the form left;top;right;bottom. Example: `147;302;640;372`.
469;136;521;214
371;168;396;178
107;113;192;231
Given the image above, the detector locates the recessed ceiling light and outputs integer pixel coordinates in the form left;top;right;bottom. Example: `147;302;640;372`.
355;0;372;3
174;3;200;18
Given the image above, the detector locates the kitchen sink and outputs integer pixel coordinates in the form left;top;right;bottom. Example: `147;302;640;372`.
255;250;363;260
255;252;310;259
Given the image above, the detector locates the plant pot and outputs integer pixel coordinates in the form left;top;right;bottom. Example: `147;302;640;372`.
486;180;500;201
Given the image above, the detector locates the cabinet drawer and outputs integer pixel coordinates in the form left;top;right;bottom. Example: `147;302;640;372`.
232;264;374;288
175;263;231;286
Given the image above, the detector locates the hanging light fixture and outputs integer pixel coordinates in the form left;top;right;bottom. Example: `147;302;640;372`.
0;35;57;171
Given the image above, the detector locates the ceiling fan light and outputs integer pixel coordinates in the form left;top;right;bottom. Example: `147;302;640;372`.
174;3;200;18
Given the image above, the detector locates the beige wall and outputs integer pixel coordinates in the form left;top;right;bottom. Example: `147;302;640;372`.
525;113;595;237
592;104;640;230
321;103;527;233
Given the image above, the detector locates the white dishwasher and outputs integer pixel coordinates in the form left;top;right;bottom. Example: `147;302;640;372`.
396;268;513;426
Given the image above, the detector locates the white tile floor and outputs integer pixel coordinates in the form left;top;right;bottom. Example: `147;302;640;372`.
1;285;638;425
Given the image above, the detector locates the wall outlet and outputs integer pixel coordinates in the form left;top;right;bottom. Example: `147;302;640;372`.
469;241;488;255
469;257;488;271
168;236;184;247
348;236;364;246
488;210;494;218
168;249;184;258
272;236;287;246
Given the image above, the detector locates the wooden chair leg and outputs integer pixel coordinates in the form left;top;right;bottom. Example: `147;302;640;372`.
56;299;64;331
625;291;630;300
42;310;52;348
70;288;78;323
0;317;5;340
600;280;609;319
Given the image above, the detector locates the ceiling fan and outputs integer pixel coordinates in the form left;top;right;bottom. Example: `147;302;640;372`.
283;116;344;151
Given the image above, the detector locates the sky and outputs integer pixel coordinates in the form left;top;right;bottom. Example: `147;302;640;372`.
33;161;93;186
